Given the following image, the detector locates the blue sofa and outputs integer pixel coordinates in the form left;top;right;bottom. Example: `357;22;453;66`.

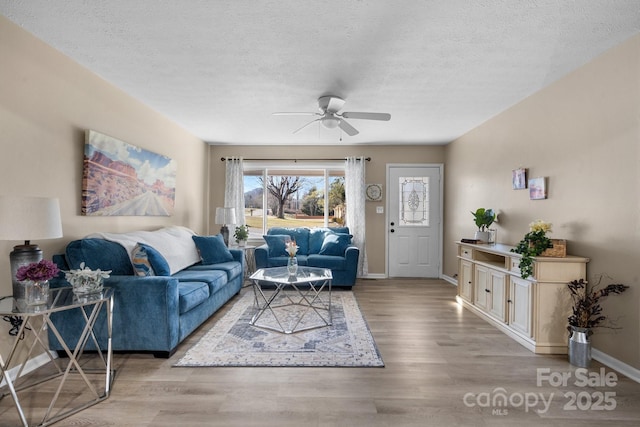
48;226;243;357
255;227;359;287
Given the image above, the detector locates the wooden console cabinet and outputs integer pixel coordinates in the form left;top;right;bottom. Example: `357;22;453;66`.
456;242;589;354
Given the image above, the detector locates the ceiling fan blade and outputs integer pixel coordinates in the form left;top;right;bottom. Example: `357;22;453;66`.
293;118;321;134
273;112;319;116
338;119;359;136
342;112;391;121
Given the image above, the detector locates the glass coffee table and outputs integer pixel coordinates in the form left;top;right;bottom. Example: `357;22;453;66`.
249;266;332;334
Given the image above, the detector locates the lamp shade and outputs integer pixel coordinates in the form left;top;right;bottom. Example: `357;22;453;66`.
0;195;63;241
215;207;236;225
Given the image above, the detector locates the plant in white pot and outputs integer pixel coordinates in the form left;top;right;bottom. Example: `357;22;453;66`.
234;225;250;246
471;208;496;242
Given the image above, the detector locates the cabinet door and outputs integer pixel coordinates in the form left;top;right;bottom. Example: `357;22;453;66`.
509;276;533;337
459;260;473;302
474;265;490;311
488;270;507;323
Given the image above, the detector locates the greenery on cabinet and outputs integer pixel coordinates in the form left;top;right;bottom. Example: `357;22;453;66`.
567;276;629;334
510;220;552;279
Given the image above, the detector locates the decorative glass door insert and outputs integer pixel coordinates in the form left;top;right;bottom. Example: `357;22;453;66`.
399;176;429;226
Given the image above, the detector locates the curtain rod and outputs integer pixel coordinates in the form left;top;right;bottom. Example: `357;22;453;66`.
220;157;371;162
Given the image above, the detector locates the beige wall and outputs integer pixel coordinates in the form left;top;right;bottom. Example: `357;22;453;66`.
209;145;445;274
0;17;208;351
444;34;640;368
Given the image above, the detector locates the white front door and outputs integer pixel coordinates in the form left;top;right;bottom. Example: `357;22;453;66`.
387;165;442;278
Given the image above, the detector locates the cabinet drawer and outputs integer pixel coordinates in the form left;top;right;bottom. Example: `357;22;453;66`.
509;257;521;273
460;247;473;260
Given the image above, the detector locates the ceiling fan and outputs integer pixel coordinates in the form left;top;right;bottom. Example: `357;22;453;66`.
273;96;391;136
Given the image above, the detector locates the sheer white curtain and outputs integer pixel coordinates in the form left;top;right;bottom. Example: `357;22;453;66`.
345;156;368;276
224;157;245;226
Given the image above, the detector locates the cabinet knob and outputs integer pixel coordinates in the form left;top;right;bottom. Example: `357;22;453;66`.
507;299;512;303
485;289;490;293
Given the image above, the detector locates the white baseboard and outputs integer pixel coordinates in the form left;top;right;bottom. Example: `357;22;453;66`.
592;348;640;384
0;351;56;388
441;274;457;285
359;273;386;280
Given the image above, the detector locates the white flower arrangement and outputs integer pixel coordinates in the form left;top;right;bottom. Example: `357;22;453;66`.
529;220;552;234
285;240;298;257
65;262;111;295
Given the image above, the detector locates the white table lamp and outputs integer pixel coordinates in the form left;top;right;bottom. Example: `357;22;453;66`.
0;196;63;300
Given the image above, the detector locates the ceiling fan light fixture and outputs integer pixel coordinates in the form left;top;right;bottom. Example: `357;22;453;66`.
322;116;340;129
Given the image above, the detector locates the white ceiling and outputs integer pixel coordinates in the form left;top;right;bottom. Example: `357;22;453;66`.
2;1;639;146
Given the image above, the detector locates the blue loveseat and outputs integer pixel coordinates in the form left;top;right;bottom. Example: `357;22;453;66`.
255;227;359;287
48;226;243;357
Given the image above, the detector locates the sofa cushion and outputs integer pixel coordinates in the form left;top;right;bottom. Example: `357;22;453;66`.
185;261;243;282
172;269;229;294
178;281;210;314
263;234;290;257
267;227;310;255
132;243;171;276
319;233;353;256
192;234;234;264
65;238;133;275
307;254;346;270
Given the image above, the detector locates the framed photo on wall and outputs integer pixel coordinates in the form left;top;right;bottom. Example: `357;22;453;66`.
512;168;527;190
529;177;547;200
82;130;177;216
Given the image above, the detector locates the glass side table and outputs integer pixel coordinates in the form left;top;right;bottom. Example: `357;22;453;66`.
231;244;257;286
0;287;114;427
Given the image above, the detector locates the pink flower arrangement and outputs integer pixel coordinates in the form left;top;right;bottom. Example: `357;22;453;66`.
16;259;60;282
285;240;298;257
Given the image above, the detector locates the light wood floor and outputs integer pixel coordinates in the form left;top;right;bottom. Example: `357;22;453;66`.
2;279;640;426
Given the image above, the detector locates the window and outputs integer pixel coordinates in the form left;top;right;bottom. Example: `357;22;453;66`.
243;162;346;239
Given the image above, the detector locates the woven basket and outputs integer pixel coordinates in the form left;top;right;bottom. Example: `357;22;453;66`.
540;239;567;257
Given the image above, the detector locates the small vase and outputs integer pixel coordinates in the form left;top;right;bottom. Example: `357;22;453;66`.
287;256;298;276
474;231;491;242
25;280;49;306
568;326;591;368
72;277;104;297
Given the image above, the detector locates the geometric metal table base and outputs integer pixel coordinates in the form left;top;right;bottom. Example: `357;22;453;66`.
0;287;114;427
249;266;332;334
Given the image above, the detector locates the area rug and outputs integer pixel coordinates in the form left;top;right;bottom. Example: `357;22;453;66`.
174;291;384;367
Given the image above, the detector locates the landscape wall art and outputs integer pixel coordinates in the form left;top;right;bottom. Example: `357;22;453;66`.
82;130;176;216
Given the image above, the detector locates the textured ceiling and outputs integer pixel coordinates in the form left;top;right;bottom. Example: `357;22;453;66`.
1;1;639;146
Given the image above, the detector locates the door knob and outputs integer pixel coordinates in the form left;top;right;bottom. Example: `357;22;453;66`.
390;229;395;233
390;221;395;226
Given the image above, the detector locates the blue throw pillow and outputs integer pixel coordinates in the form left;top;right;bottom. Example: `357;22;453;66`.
309;228;330;254
319;233;353;256
192;234;234;265
134;243;171;276
263;234;290;257
65;238;133;275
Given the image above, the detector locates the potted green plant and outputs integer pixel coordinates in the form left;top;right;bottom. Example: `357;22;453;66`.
471;208;496;242
234;225;250;246
566;276;628;367
510;220;552;279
